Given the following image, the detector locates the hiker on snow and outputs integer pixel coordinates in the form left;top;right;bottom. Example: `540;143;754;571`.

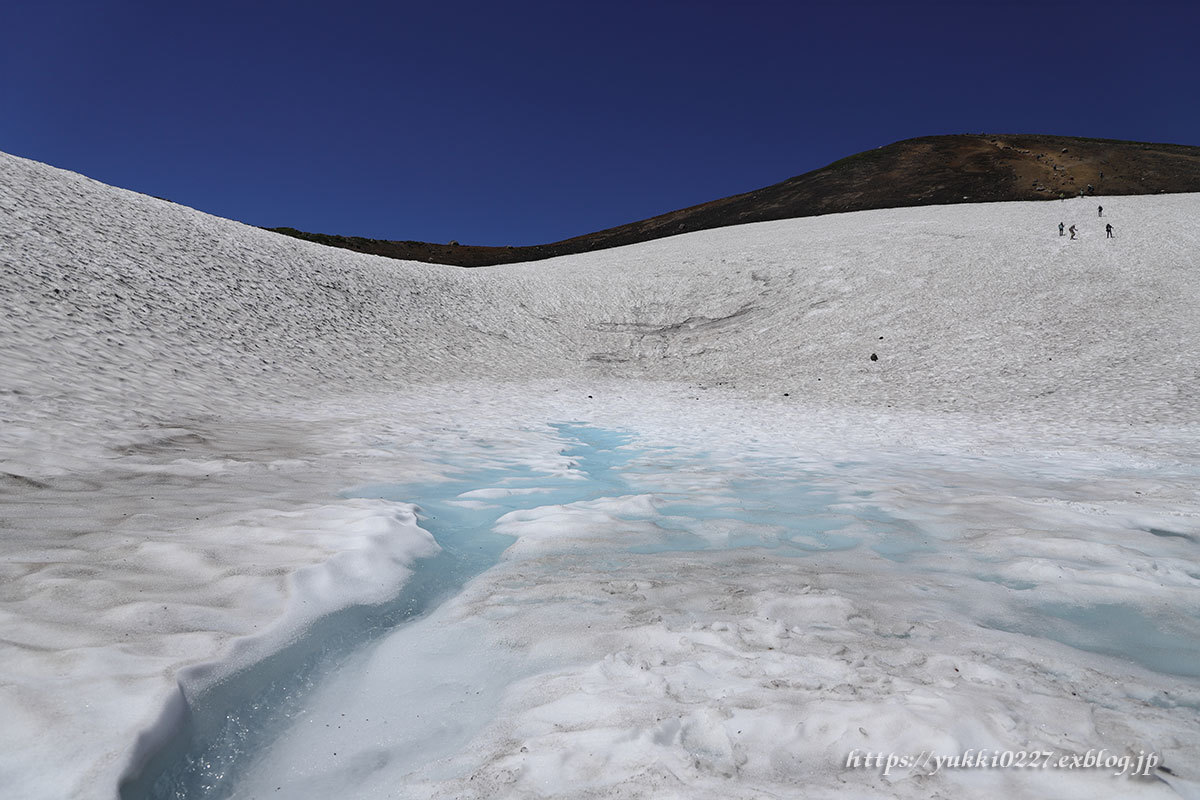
1098;205;1103;217
1106;223;1114;238
1059;222;1065;236
1069;225;1077;239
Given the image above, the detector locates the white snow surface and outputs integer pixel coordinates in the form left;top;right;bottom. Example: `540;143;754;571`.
2;150;1199;799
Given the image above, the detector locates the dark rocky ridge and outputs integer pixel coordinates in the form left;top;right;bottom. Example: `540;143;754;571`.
266;133;1200;267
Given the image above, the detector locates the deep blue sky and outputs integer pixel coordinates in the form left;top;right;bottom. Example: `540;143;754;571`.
3;1;1197;245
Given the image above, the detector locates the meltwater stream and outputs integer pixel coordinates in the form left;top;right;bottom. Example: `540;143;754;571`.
124;423;878;798
123;424;1200;798
124;424;643;799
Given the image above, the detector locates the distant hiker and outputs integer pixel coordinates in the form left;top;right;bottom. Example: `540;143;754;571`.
1098;205;1103;217
1106;223;1114;238
1069;225;1077;239
1059;222;1065;236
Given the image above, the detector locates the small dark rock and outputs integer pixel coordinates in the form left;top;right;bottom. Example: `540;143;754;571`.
783;392;789;396
870;353;878;361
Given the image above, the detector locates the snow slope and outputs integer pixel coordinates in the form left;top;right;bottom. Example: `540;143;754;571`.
1;150;1198;799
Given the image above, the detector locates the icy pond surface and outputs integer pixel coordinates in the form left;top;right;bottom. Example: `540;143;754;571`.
125;423;1200;799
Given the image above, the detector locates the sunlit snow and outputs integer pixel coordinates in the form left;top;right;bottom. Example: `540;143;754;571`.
1;151;1198;800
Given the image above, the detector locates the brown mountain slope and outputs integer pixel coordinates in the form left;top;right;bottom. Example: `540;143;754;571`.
267;133;1200;267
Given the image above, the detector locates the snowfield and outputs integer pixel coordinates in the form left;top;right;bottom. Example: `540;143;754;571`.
1;150;1198;800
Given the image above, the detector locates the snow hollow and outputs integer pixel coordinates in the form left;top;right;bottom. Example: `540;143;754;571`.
1;150;1199;800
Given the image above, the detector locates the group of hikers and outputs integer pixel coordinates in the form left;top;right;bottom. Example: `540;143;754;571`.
1059;205;1114;240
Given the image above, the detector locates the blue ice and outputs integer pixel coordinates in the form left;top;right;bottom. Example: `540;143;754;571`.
989;602;1200;679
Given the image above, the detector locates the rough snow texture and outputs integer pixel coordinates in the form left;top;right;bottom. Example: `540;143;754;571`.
1;150;1199;799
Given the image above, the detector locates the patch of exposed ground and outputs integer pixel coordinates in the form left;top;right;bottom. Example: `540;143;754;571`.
266;133;1200;266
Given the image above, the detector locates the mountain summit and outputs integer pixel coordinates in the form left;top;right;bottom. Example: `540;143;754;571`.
268;133;1200;266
